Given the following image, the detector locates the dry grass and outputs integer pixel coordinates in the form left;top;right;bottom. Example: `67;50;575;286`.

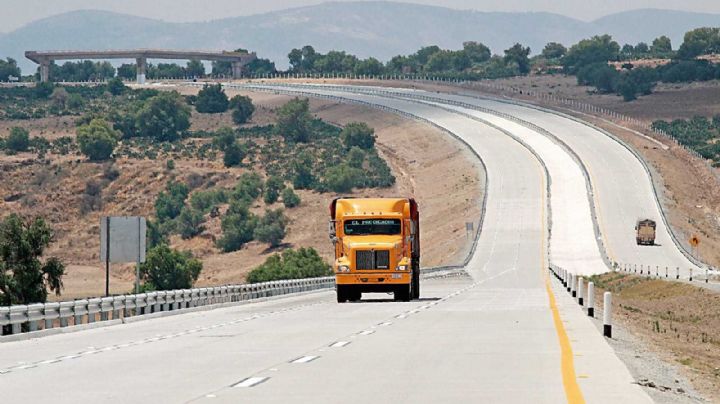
590;273;720;401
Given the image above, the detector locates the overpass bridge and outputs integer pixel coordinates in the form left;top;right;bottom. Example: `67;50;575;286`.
24;49;256;83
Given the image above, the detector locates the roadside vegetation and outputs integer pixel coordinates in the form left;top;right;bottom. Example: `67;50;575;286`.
651;116;720;166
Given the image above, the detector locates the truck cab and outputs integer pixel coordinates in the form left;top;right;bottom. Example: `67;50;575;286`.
329;198;420;303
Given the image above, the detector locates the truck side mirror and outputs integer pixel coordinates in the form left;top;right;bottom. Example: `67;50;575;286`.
328;220;338;243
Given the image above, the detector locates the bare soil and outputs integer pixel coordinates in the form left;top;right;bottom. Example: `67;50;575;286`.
590;273;720;402
0;88;484;300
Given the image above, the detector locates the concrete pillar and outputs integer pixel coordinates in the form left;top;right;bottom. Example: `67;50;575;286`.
136;57;147;84
39;60;50;82
232;61;244;79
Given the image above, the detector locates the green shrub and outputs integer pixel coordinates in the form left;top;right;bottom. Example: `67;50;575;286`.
232;172;264;202
195;84;229;113
155;181;189;222
340;122;376;150
276;98;311;143
291;151;316;189
247;248;331;283
135;91;190;141
139;244;202;290
324;164;362;193
6;127;30;153
190;189;228;213
212;127;236;151
177;207;205;239
281;187;301;208
106;77;127;96
166;159;175;170
77;119;119;161
223;142;246;167
254;209;288;247
264;176;285;204
218;200;258;252
229;95;255;124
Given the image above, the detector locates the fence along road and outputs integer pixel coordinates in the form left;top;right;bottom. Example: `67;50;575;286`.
0;86;649;403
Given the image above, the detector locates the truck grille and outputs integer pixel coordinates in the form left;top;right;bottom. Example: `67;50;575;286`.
356;250;390;270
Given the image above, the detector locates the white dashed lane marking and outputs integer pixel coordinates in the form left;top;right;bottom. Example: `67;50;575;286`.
232;377;270;388
330;341;351;348
290;355;319;364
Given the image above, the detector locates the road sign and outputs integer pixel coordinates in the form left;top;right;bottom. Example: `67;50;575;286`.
689;235;700;248
100;216;147;296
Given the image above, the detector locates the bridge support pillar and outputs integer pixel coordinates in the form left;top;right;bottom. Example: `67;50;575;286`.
136;57;147;84
39;60;50;82
232;61;244;79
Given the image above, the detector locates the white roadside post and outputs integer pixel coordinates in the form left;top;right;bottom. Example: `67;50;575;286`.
603;292;612;338
577;277;584;306
587;282;595;317
571;274;577;298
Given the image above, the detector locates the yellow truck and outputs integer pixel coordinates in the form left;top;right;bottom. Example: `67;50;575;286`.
329;197;420;303
635;219;656;246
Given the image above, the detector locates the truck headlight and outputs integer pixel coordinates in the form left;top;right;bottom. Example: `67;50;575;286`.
395;265;407;271
337;265;350;273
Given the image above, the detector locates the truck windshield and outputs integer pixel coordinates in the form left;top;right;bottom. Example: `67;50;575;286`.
344;219;401;235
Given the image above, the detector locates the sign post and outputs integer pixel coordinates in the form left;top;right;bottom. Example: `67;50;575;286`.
100;217;147;297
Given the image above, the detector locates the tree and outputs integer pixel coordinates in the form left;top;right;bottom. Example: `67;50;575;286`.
347;147;366;168
678;27;720;59
117;64;136;80
576;63;620;93
186;59;205;77
135;91;191;141
264;176;285;204
463;41;491;64
254;209;288;247
223;141;246;167
281;188;301;208
563;35;620;73
324;164;362;193
0;214;65;305
354;57;384;76
77;119;119;161
6;127;30;153
177;207;205;239
276;98;312;142
146;220;168;248
291;151;315;189
246;248;330;283
233;172;264;202
541;42;567;60
340;122;376;149
218;200;258;252
651;36;673;56
106;77;126;96
504;43;531;74
155;181;190;222
229;95;255;124
634;42;650;56
139;244;202;290
0;58;21;82
195;84;229;113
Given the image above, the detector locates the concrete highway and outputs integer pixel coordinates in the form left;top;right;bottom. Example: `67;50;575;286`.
0;84;658;403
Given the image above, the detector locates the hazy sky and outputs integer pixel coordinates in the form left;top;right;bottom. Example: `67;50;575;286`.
2;0;719;32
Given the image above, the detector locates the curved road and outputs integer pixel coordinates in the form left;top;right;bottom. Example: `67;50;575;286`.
0;84;654;403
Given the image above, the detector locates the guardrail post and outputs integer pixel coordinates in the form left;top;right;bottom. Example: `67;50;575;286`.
577;277;584;306
87;298;101;323
676;267;680;280
0;307;9;335
100;297;113;321
587;282;595;317
9;305;27;334
73;300;88;325
665;266;668;278
59;301;74;326
689;268;693;282
42;303;57;329
27;303;43;332
603;292;612;338
136;293;147;315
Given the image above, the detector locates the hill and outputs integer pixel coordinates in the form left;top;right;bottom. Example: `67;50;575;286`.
1;2;719;71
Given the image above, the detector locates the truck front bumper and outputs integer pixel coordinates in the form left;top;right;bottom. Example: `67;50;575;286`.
335;272;410;285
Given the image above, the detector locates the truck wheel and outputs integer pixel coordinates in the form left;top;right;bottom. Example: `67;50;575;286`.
349;289;362;302
411;270;420;299
395;285;411;302
336;286;348;303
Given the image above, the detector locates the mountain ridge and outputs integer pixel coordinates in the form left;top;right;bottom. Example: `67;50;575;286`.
2;2;719;71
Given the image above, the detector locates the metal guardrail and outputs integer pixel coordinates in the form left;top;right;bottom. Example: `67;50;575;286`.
1;277;334;337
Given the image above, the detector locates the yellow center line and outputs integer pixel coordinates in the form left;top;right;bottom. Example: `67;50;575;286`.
538;156;586;404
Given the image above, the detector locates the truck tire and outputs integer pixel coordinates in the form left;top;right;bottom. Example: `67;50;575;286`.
336;286;348;303
411;269;420;299
395;285;411;302
349;289;362;302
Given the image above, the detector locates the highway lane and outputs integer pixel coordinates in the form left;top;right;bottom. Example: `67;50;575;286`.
0;85;650;403
260;83;701;277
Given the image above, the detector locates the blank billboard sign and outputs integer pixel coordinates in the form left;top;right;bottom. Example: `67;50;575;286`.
100;216;147;263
